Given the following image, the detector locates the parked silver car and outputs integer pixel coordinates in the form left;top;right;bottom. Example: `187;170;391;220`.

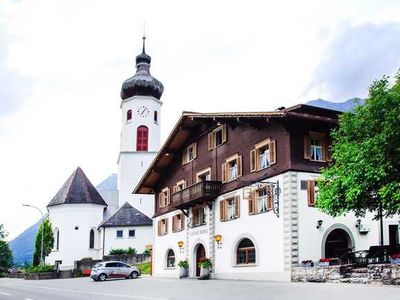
90;261;141;281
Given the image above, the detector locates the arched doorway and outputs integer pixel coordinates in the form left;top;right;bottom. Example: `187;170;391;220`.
324;228;352;258
195;244;206;277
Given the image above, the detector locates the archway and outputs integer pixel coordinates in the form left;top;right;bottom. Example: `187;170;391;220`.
195;243;206;277
324;228;352;258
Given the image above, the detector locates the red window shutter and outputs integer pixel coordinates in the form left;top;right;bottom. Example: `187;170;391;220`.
250;150;256;172
237;155;242;177
137;126;149;151
219;200;225;221
221;163;227;183
307;180;315;206
267;185;273;210
270;140;276;165
249;191;255;215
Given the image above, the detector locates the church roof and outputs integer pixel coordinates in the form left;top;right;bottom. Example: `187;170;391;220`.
120;36;164;100
47;167;108;207
99;202;152;228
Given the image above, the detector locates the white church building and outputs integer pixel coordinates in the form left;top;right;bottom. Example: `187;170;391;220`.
46;37;163;269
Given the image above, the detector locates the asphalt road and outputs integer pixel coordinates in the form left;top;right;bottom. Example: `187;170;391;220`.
0;276;400;300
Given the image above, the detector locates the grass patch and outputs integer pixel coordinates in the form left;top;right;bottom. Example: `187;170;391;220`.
136;262;150;275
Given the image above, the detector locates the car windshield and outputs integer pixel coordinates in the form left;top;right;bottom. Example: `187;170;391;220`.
93;263;103;268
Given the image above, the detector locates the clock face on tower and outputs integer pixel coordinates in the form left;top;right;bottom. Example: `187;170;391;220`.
137;105;150;118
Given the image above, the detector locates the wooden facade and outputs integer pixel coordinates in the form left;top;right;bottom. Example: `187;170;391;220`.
134;104;340;217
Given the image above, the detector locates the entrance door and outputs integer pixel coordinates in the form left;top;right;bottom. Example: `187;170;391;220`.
196;244;206;276
325;229;351;258
389;225;399;247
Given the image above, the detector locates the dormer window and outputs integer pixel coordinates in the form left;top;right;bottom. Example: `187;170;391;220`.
304;132;331;162
208;124;227;150
182;143;197;165
127;109;132;121
250;138;276;172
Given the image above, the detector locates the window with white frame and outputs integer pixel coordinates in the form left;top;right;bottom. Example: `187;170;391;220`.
222;154;242;183
249;185;273;215
304;132;331;162
208;124;227;150
173;180;187;193
191;206;205;227
172;213;185;232
196;167;211;183
219;196;240;221
158;187;170;208
250;138;276;172
166;249;175;268
182;143;197;165
158;218;168;236
236;238;256;265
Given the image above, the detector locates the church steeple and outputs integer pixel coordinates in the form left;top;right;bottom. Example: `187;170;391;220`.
120;36;164;100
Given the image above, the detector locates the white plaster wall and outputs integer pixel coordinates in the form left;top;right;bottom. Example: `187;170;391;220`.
118;95;161;215
118;152;155;216
101;226;153;256
153;211;187;278
213;175;287;281
47;204;105;269
296;171;399;263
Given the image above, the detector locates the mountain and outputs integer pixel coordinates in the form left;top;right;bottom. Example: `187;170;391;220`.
8;219;41;266
9;173;118;266
306;98;364;112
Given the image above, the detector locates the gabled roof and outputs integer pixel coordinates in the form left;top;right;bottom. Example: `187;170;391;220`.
99;202;153;228
133;104;341;194
47;167;108;207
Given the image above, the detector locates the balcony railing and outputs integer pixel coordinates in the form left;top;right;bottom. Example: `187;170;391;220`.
172;181;222;209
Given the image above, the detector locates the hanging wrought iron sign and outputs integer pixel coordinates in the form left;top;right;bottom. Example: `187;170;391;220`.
240;180;280;217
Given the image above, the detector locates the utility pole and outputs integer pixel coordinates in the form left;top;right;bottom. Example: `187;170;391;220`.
23;204;45;265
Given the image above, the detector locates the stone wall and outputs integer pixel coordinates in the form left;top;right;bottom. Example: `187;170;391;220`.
292;264;400;285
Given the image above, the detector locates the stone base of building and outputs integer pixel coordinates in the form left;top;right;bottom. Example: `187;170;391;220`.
212;271;291;282
292;264;400;285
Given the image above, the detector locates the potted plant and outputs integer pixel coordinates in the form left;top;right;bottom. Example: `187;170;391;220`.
198;258;212;280
390;253;400;264
301;260;314;267
178;260;189;278
319;258;331;267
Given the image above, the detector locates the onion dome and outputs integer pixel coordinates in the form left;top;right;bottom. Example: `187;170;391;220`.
121;36;164;100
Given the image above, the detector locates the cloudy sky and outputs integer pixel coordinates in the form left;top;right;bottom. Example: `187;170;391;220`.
1;0;400;240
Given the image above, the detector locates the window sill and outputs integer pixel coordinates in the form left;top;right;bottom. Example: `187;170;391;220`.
116;237;124;239
249;209;272;216
172;229;184;233
309;159;326;163
128;236;136;239
158;233;168;236
220;217;239;222
165;267;176;270
233;263;258;268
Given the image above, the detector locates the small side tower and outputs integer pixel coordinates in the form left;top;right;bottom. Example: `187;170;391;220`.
118;36;163;216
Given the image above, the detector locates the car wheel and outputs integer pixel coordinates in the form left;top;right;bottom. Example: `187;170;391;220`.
98;273;107;281
130;271;139;279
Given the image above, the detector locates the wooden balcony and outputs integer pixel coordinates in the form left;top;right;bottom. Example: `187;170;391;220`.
172;181;222;209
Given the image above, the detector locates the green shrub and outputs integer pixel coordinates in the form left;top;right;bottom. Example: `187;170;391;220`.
109;248;137;255
25;264;54;273
136;262;150;275
178;260;189;269
143;249;151;256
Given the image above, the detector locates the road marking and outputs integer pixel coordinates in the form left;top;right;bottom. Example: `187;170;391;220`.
0;283;171;300
0;292;10;296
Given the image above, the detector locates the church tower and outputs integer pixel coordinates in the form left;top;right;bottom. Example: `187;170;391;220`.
118;36;163;217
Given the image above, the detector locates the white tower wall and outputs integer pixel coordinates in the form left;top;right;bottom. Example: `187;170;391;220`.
118;95;162;217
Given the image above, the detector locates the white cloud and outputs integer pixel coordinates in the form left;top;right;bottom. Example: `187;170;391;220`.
1;0;400;240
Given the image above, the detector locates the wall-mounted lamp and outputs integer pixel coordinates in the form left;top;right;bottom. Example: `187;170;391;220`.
177;241;184;253
214;234;222;249
316;220;323;229
355;219;362;228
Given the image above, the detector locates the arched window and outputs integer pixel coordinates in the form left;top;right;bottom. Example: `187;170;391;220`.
54;228;59;251
166;249;175;268
127;109;132;121
89;229;95;249
137;126;149;151
154;111;158;123
236;238;256;265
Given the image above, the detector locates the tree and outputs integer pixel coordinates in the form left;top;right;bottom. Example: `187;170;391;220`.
317;72;400;245
33;219;54;266
0;224;13;271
